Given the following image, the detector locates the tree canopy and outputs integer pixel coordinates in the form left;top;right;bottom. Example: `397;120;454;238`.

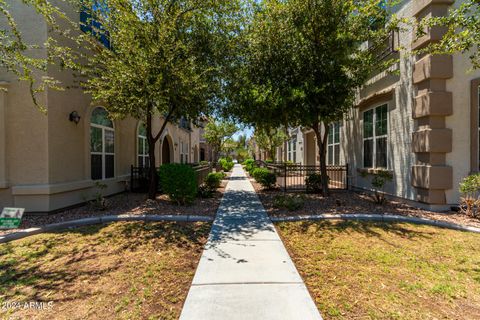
225;0;395;194
74;0;244;198
417;0;479;69
203;118;239;161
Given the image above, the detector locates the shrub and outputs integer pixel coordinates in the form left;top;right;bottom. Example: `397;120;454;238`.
218;157;234;172
360;170;393;204
197;184;214;198
459;173;480;217
243;158;256;173
265;159;273;164
305;173;329;194
199;160;209;166
158;164;197;205
252;168;276;189
205;172;223;190
273;194;305;211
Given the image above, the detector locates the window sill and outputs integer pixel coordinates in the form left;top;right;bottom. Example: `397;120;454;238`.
357;168;393;175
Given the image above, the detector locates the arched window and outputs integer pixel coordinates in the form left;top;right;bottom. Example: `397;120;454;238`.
138;123;149;167
90;107;114;180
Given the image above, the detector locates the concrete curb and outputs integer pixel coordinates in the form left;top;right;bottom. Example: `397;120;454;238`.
0;215;215;244
270;214;480;234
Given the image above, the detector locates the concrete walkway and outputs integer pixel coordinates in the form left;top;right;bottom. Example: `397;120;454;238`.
180;164;322;320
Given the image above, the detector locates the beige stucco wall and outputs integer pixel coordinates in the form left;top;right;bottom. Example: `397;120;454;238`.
342;1;417;202
445;51;480;204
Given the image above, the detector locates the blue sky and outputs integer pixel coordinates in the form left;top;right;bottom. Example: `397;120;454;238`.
233;126;254;140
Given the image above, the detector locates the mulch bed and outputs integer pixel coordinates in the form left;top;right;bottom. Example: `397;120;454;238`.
0;179;227;236
250;178;480;229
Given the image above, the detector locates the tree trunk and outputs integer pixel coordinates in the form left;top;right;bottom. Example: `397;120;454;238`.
312;120;330;196
146;113;158;200
145;105;176;200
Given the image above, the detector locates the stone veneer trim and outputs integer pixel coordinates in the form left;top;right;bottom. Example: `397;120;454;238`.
411;0;454;205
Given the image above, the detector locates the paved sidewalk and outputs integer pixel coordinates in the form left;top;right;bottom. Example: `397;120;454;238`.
180;164;322;320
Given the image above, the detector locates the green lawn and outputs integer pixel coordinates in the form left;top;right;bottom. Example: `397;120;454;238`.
0;222;210;320
276;220;480;319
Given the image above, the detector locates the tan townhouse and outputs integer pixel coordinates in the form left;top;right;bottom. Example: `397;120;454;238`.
272;0;480;211
0;1;204;213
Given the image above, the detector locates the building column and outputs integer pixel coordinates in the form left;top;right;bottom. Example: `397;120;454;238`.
0;82;8;188
411;0;454;205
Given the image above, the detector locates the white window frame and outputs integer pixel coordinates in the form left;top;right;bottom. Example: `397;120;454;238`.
362;103;389;169
327;122;341;165
138;124;149;167
91;108;115;180
288;135;297;163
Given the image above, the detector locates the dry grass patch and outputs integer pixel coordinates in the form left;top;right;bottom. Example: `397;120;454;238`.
0;221;210;320
276;220;480;319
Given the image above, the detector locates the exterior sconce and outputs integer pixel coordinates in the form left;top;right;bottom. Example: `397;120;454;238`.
69;111;81;124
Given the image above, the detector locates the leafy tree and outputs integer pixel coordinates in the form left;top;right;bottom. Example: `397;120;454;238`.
417;0;480;69
254;127;286;162
76;0;243;199
226;0;394;195
0;0;77;111
203;118;239;162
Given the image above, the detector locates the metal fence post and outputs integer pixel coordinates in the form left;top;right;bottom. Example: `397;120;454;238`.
284;163;287;193
346;163;349;190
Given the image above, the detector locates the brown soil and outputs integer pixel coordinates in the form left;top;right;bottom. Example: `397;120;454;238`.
250;178;480;229
0;179;227;236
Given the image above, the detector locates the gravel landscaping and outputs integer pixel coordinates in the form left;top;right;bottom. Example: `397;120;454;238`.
0;179;227;236
250;178;480;229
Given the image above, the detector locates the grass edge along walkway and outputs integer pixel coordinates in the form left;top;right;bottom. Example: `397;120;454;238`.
180;164;322;320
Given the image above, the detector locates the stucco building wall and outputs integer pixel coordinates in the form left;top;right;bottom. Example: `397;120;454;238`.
0;1;202;213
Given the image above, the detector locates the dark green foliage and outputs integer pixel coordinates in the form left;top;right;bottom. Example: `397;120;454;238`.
305;173;330;194
158;164;197;205
273;194;305;211
219;158;234;172
197;184;214;198
243;158;256;173
360;170;393;204
205;172;224;190
252;168;276;189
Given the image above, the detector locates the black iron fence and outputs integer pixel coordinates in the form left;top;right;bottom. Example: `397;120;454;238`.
130;164;212;193
266;163;348;192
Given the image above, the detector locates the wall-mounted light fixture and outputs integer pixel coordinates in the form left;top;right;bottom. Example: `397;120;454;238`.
69;111;81;124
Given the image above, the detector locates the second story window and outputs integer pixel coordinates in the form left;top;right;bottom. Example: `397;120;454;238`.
80;1;111;48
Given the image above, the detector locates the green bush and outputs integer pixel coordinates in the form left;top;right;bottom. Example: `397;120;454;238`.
459;173;480;217
197;184;214;198
265;159;273;164
199;160;209;166
158;164;197;205
273;194;305;211
252;168;276;189
205;172;223;190
218;158;234;172
305;173;329;194
243;159;256;173
360;170;393;204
